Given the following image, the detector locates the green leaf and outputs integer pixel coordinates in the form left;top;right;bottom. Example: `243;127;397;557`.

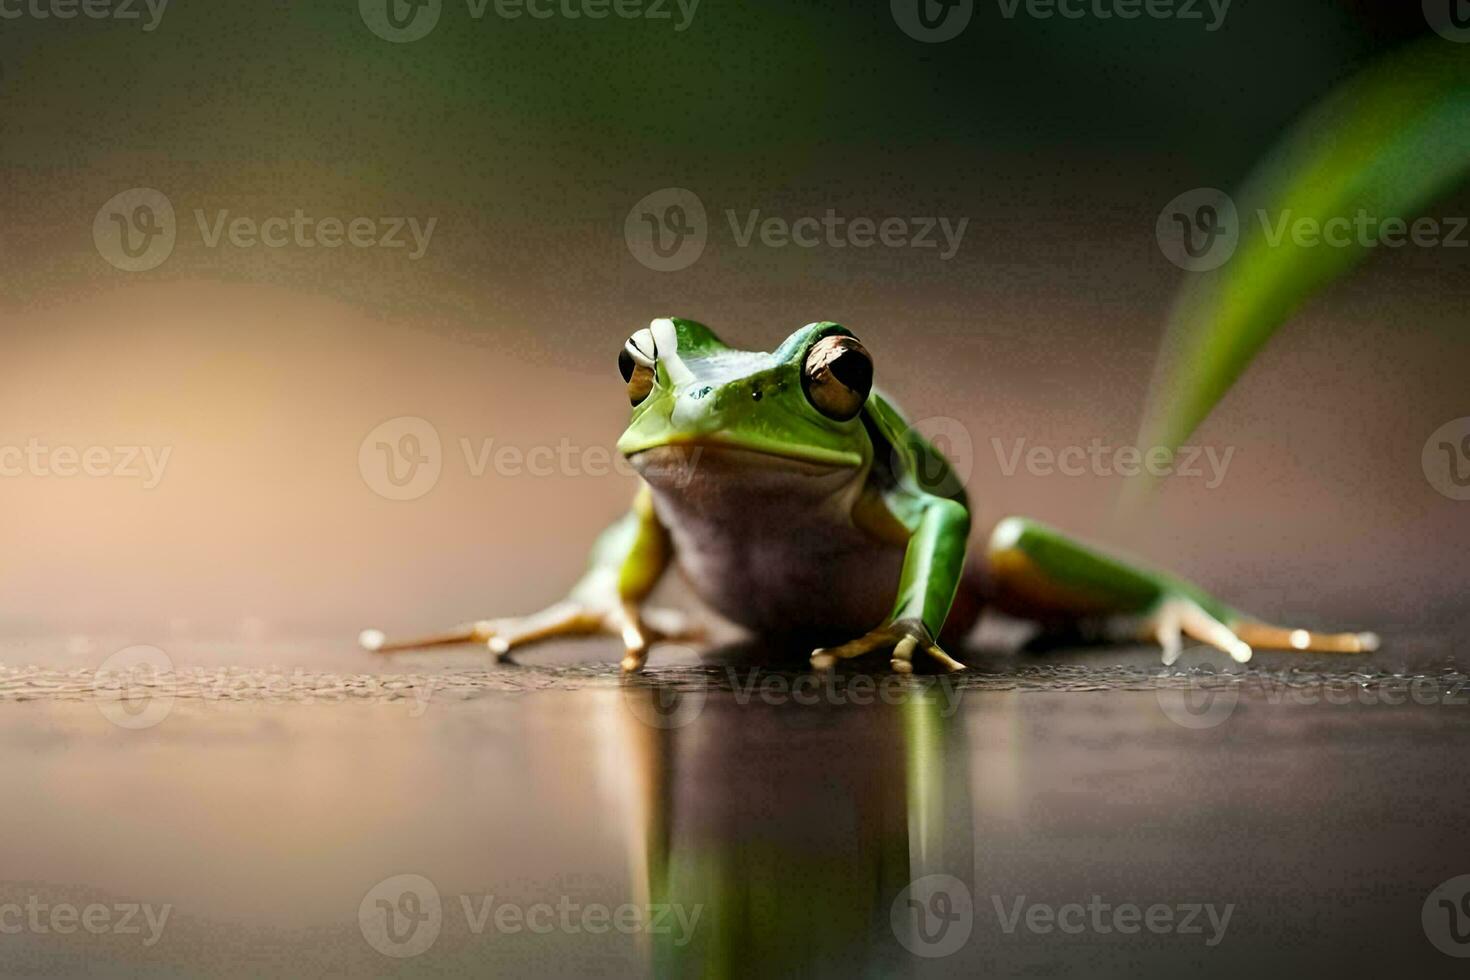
1127;38;1470;504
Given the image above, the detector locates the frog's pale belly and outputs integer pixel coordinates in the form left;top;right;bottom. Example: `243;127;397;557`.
631;445;906;638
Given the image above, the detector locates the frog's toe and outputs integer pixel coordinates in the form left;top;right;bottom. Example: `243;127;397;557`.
809;629;897;671
811;619;966;673
891;634;967;673
358;620;498;654
612;604;707;673
890;636;920;674
485;602;602;658
1142;597;1252;665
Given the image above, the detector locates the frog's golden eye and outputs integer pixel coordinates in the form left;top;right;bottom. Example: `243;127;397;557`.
620;328;657;406
802;335;873;422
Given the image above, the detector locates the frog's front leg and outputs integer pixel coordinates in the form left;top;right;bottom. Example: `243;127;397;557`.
359;485;696;672
810;495;971;674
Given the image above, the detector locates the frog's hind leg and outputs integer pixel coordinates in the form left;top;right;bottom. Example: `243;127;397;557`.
985;516;1379;664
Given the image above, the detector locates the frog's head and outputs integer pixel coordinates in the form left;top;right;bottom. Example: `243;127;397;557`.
615;318;875;480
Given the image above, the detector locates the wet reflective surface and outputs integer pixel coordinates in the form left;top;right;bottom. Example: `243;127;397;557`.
2;633;1469;977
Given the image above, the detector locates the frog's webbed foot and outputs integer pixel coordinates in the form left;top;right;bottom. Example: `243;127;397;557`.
358;601;702;673
809;618;967;674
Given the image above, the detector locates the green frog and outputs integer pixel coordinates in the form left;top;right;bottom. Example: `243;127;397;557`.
361;317;1377;671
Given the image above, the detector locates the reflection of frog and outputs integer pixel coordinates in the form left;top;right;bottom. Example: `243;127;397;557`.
363;318;1377;670
614;675;969;976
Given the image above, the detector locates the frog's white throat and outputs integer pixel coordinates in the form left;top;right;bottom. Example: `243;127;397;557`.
624;444;899;637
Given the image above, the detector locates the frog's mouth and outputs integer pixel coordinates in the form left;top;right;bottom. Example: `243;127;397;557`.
627;441;865;499
621;433;865;471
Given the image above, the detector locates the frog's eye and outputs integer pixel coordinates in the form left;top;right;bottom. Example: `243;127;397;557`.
802;335;873;422
620;328;658;406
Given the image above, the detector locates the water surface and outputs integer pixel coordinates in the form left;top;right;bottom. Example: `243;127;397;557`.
1;633;1467;977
